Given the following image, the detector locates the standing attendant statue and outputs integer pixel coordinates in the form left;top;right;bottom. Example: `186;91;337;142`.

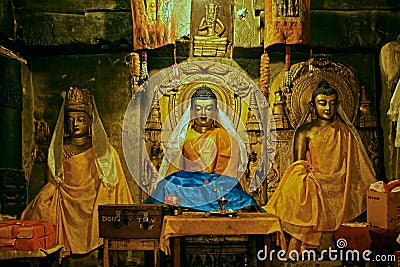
22;87;133;256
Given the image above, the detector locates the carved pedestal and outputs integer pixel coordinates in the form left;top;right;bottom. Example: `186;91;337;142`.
184;235;249;267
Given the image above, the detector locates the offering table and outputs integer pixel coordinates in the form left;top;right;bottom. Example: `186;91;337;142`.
159;212;285;267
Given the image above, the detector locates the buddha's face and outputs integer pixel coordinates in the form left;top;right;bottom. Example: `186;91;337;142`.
191;99;217;128
66;111;91;138
313;94;338;121
206;4;217;21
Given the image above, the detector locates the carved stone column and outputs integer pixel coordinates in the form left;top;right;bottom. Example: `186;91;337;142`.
0;56;26;216
0;72;22;169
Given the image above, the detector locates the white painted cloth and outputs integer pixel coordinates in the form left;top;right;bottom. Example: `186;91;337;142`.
387;79;400;147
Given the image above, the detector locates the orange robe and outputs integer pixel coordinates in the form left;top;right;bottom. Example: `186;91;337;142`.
264;119;376;246
21;147;133;255
181;127;240;177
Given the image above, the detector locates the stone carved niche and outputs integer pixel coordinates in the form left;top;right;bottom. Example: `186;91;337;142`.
267;56;378;197
123;60;275;206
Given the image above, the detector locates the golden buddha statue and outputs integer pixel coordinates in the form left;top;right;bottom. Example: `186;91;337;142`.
181;89;239;177
145;85;259;211
264;80;376;252
193;2;228;57
22;87;133;256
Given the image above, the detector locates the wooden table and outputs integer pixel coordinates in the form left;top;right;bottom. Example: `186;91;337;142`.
159;212;286;267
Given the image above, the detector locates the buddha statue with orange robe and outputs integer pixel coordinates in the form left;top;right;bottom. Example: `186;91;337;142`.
145;85;258;211
264;80;376;252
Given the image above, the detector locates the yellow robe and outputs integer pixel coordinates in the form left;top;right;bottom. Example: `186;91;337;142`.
264;119;376;246
21;147;133;255
181;127;240;177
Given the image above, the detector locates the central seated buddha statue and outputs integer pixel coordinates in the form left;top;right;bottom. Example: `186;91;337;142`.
145;85;260;211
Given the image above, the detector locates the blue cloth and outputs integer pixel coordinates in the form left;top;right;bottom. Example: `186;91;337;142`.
144;171;261;211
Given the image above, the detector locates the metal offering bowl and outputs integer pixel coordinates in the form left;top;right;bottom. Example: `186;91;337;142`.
217;196;228;213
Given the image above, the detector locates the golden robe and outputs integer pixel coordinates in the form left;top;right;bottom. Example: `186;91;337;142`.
264;119;376;246
181;127;240;177
21;147;133;255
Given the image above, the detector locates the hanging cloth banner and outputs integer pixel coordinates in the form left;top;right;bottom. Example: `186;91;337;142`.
130;0;176;50
264;0;311;47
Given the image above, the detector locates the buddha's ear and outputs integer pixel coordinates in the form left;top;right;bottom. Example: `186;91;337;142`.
87;114;93;137
308;101;316;120
214;106;220;119
189;106;194;118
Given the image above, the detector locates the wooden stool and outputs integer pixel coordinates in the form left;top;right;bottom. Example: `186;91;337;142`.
103;238;159;267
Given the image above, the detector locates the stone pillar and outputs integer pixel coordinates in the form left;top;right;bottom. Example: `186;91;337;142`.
0;56;26;216
0;57;23;169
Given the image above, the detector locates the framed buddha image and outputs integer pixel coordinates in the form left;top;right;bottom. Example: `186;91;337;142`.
191;0;233;57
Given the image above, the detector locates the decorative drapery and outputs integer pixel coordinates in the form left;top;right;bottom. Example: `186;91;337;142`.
262;0;311;101
264;0;311;47
130;0;175;50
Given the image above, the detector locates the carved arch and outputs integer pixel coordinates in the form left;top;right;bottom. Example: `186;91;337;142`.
267;56;378;196
123;60;275;205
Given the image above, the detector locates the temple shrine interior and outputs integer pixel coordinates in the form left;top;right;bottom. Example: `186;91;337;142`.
0;0;400;266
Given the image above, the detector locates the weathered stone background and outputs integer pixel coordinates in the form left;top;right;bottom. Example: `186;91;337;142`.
1;0;400;200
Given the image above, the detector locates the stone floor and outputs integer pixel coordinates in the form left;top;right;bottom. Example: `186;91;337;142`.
3;252;395;267
55;248;393;267
60;250;152;267
3;237;396;267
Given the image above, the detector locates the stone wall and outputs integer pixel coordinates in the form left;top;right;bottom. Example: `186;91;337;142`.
12;1;400;48
1;0;399;199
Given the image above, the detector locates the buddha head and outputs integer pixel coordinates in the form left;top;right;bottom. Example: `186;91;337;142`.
64;87;93;138
311;80;339;122
190;85;218;132
205;2;218;23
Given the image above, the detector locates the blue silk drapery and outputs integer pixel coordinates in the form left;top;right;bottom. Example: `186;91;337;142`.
145;171;260;211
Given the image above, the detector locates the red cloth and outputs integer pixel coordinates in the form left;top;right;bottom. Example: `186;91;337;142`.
0;220;56;250
130;0;175;50
264;0;311;47
334;225;400;252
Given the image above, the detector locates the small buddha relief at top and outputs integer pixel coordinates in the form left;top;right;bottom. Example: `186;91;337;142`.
276;0;301;18
192;1;231;57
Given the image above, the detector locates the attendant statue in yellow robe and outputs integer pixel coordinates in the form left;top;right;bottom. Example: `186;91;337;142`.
264;80;376;252
22;87;133;256
145;85;258;211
